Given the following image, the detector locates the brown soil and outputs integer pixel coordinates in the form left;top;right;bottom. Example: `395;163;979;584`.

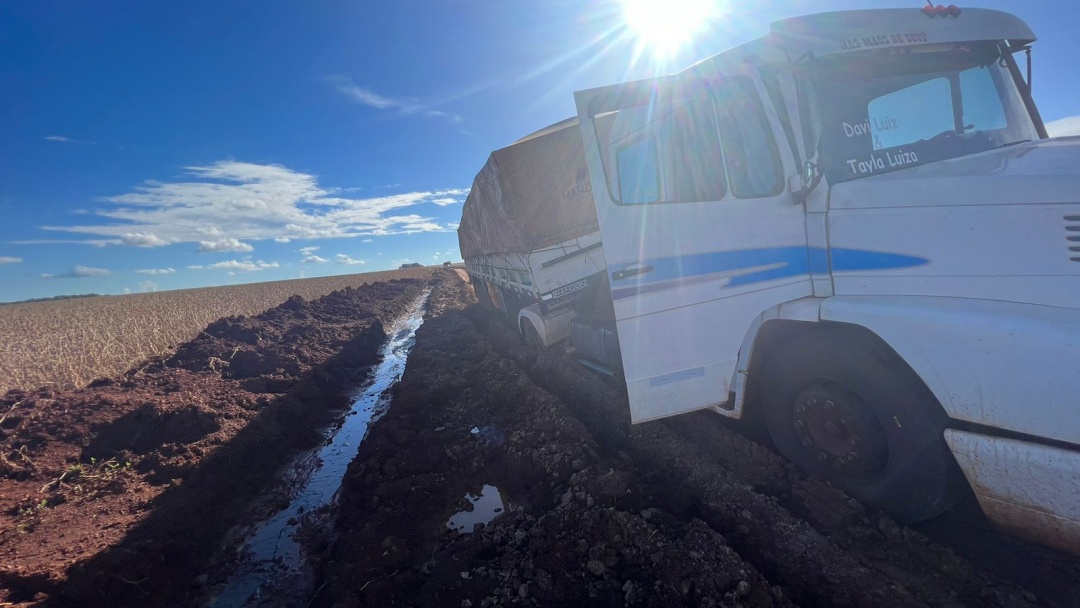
2;268;1077;607
0;274;431;607
313;274;1079;608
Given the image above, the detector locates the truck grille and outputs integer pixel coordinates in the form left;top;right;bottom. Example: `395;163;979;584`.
1069;215;1080;262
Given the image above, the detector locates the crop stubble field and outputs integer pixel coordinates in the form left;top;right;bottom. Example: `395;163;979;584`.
0;267;431;395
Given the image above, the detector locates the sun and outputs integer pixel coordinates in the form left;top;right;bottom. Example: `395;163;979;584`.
621;0;714;58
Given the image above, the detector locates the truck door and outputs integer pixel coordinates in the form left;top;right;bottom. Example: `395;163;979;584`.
575;74;811;423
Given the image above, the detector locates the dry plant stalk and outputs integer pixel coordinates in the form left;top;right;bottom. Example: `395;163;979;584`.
0;267;431;394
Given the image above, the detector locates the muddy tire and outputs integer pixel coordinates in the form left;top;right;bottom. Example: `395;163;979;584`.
521;319;544;351
760;329;966;523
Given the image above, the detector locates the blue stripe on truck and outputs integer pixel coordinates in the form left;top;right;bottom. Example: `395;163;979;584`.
609;246;927;300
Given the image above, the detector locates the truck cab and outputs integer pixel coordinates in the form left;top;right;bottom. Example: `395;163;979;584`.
573;8;1080;552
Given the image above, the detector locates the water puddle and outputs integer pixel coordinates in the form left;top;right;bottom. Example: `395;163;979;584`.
207;291;430;607
446;485;506;533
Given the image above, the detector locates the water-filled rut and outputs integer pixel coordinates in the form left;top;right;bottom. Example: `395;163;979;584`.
208;290;431;607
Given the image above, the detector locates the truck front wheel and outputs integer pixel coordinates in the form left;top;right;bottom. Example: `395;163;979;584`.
760;330;966;523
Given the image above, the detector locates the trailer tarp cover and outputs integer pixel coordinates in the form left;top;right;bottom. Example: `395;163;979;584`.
458;118;599;259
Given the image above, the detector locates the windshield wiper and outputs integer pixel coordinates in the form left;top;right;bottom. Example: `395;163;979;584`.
996;139;1032;149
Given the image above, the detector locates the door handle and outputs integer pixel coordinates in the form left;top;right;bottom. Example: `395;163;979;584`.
612;265;654;281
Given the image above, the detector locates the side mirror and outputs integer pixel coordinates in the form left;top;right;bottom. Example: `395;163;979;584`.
803;160;816;187
788;174;806;199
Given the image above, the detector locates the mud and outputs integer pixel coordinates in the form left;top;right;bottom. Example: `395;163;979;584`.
2;268;1078;607
313;273;1079;608
0;274;430;607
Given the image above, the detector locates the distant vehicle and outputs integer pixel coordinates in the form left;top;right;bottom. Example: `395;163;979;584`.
443;261;453;267
399;262;423;269
459;7;1080;554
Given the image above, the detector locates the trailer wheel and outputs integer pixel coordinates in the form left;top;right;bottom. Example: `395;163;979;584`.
760;330;966;523
521;319;544;350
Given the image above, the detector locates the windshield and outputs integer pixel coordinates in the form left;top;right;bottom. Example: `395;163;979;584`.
811;42;1039;184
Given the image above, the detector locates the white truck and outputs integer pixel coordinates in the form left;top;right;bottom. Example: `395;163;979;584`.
459;6;1080;554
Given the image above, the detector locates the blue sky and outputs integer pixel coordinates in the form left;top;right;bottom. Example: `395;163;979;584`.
1;1;1076;302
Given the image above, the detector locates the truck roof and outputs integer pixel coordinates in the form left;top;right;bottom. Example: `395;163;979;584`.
766;8;1034;58
681;7;1035;75
576;7;1036;139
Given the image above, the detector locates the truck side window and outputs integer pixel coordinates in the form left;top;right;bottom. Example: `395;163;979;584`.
663;99;727;202
717;79;783;198
616;136;660;204
604;96;727;204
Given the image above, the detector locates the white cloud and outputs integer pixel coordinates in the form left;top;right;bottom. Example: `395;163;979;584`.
10;238;116;247
198;238;254;253
298;246;327;263
41;265;110;279
73;265;111;277
138;280;159;292
274;237;291;243
1046;116;1080;138
361;238;373;243
122;232;170;247
135;267;175;275
431;197;460;206
328;76;463;124
43;161;466;247
335;254;365;265
334;84;394;109
432;250;460;261
188;259;279;272
44;135;94;145
0;256;23;264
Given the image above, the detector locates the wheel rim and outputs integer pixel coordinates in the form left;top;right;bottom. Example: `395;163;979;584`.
790;380;889;479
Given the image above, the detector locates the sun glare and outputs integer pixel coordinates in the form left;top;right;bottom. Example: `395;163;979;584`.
621;0;714;58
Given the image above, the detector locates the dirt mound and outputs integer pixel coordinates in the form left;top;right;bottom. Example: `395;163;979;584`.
0;274;432;607
83;402;221;457
168;280;421;385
